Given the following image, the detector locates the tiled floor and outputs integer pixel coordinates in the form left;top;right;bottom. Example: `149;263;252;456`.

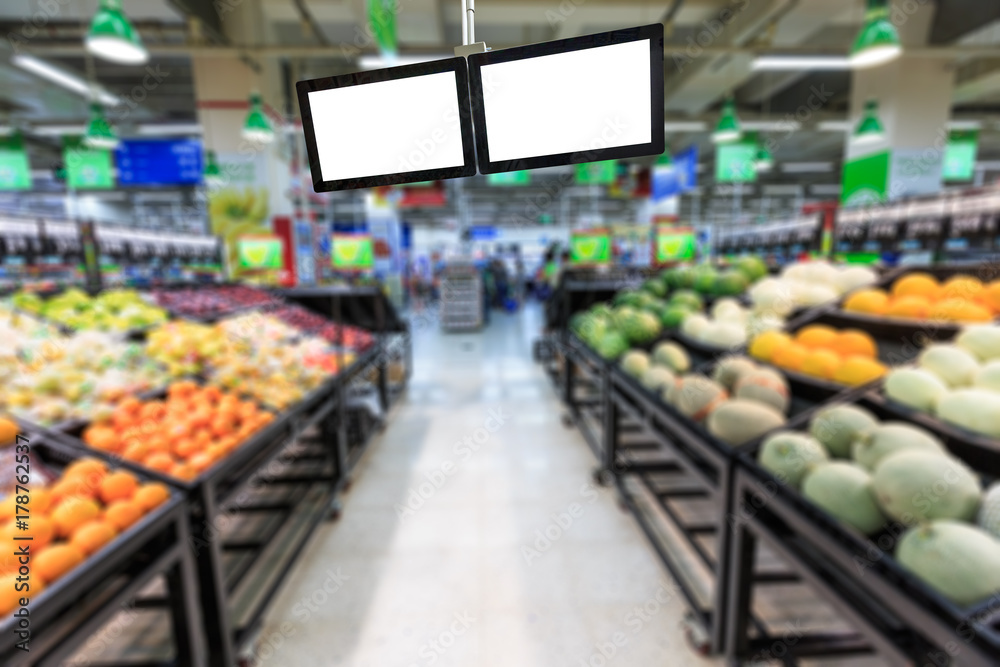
254;303;723;667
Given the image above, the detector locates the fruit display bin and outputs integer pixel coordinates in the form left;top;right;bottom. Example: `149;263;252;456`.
829;263;1000;339
726;392;1000;666
560;332;610;464
668;330;744;368
0;429;204;666
604;355;832;654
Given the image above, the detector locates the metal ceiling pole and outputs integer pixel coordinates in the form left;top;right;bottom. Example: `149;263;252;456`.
461;0;468;46
466;0;476;45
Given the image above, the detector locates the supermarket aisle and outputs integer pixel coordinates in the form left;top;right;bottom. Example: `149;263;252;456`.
256;304;719;667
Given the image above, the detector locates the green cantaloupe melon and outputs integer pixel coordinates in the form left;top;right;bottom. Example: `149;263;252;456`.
640;366;676;393
936;389;1000;439
620;350;651;378
651;341;691;374
809;404;879;459
735;368;790;415
884;367;948;413
802;461;886;535
978;482;1000;539
851;422;945;471
712;356;758;391
872;451;981;525
918;344;981;388
668;375;728;421
758;431;828;488
897;520;1000;607
955;325;1000;362
973;360;1000;393
706;399;785;447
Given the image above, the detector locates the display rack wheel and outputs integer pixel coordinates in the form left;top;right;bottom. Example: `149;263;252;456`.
592;468;614;487
561;413;574;428
680;612;711;656
327;499;344;521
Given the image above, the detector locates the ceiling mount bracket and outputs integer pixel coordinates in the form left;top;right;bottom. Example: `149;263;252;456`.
455;0;488;57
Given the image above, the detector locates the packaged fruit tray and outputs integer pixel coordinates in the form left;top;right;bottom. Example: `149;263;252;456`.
733;392;1000;665
0;426;183;626
835;264;1000;340
50;381;291;489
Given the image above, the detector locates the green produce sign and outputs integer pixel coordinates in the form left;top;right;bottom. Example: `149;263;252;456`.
0;133;31;190
656;227;696;262
715;139;757;183
942;129;978;181
574;160;617;185
487;170;531;186
237;236;284;269
570;230;611;265
332;234;375;270
841;150;889;206
63;136;114;190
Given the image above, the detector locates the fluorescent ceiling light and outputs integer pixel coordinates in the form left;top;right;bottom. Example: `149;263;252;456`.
817;120;852;132
781;162;833;173
742;120;800;131
947;120;982;130
137;123;203;136
30;125;87;136
12;54;120;106
752;56;851;71
358;54;451;70
810;184;843;196
663;121;706;132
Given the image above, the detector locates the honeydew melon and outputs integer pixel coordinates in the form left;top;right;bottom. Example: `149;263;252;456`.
918;344;980;388
872;451;981;524
640;366;676;393
884;367;948;412
712;356;758;391
651;341;690;374
802;462;886;534
620;350;651;379
935;388;1000;439
809;403;879;459
758;431;828;488
851;422;945;471
897;520;1000;607
973;360;1000;393
667;375;728;422
955;325;1000;362
734;368;790;414
978;482;1000;539
706;399;785;447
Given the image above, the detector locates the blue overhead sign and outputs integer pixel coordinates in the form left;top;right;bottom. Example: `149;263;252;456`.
116;139;202;186
652;145;698;200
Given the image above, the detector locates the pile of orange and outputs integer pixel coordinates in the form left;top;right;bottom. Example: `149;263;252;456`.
749;325;886;386
0;455;170;614
844;272;998;323
81;381;274;481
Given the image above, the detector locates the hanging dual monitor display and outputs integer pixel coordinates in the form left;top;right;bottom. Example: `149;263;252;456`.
296;24;664;192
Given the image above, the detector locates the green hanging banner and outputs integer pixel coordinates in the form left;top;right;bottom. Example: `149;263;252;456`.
488;171;531;186
368;0;397;55
0;133;31;190
841;150;889;206
942;129;979;181
715;133;757;183
63;136;114;190
574;160;617;185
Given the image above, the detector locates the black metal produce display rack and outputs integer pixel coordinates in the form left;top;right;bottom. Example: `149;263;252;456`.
558;332;609;466
727;391;1000;666
0;432;205;666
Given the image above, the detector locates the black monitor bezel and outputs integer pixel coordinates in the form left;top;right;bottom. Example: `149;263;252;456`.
296;57;478;192
467;24;664;175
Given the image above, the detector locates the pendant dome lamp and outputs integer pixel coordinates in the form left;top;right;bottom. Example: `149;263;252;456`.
242;93;274;144
203;150;223;187
712;97;741;144
83;102;119;150
753;143;774;172
850;0;902;69
853;99;886;145
85;0;149;66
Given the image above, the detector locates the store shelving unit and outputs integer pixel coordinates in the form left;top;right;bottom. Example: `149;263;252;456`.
439;262;483;332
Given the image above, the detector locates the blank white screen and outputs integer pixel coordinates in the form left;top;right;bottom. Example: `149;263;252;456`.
480;40;652;162
309;70;465;182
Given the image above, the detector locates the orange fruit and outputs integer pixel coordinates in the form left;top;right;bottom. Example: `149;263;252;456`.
122;442;150;462
0;495;18;522
169;463;197;481
104;500;144;531
832;355;887;387
139;401;166;421
187;453;214;473
891;273;940;300
831;330;877;359
63;458;108;482
30;487;53;516
884;295;931;320
928;299;992;323
173;438;200;459
771;343;808;372
980;280;1000;314
795;325;839;350
70;520;118;555
50;497;101;538
48;476;99;503
83;426;118;452
939;275;983;302
0;418;18;446
134;483;170;511
144;452;175;473
99;470;139;504
748;331;792;362
34;544;84;584
0;572;43;614
843;289;890;315
799;349;842;380
19;516;55;551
